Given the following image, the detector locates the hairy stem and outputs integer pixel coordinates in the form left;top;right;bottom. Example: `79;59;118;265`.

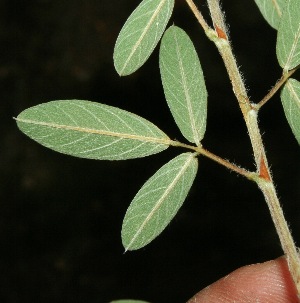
188;0;300;295
257;180;300;296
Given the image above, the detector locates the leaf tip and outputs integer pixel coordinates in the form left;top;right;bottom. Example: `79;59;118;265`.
114;62;133;77
122;238;136;252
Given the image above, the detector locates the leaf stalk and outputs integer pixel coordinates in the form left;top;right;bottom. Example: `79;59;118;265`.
170;140;255;180
255;66;299;110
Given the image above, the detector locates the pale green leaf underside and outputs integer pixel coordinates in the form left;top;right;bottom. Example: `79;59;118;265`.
281;78;300;144
113;0;174;76
110;300;150;303
122;153;198;251
16;100;170;160
276;0;300;70
254;0;286;29
159;26;207;146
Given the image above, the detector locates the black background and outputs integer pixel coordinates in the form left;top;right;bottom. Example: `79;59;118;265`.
1;0;300;302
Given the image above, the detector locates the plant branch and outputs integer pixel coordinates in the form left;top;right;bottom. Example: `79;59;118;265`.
257;180;300;297
204;0;300;295
206;0;252;116
255;67;299;110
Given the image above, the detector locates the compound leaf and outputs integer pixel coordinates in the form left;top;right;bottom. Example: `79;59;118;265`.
15;100;170;160
281;78;300;144
159;26;207;146
276;0;300;71
122;153;198;251
113;0;174;76
254;0;286;29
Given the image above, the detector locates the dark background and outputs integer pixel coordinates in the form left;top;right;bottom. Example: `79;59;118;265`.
1;0;299;302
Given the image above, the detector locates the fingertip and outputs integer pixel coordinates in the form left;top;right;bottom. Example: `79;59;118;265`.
187;257;299;303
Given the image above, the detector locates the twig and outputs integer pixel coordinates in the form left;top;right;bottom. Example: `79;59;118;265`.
255;67;299;110
184;0;212;33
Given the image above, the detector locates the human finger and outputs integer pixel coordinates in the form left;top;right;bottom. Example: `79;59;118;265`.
187;257;299;303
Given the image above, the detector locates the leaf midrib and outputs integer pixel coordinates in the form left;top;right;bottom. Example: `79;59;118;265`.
284;22;300;71
15;117;171;145
286;80;300;110
125;153;195;250
173;29;200;145
272;0;282;18
119;0;168;75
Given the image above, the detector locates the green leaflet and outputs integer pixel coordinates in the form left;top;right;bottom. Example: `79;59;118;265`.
110;301;150;303
276;0;300;71
113;0;174;76
254;0;286;29
15;100;171;160
159;26;207;146
281;78;300;144
122;153;198;251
